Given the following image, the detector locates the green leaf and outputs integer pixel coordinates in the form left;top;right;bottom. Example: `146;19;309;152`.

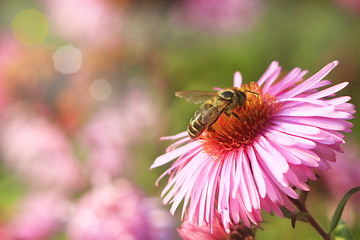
328;186;360;234
331;220;354;240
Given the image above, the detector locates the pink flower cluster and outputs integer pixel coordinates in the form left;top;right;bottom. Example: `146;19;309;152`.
171;0;263;34
67;179;174;240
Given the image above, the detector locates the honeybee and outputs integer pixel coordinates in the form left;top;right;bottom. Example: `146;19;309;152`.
176;88;258;139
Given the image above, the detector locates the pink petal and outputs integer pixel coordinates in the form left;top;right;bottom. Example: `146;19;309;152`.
327;96;351;105
151;141;201;169
160;131;189;141
205;163;220;226
306;82;349;99
218;153;232;216
257;61;279;87
269;124;336;145
270;69;308;96
273;116;353;132
169;156;205;214
275;105;335;117
265;128;316;149
277;97;330;106
312;144;336;162
271;121;321;135
325;111;354;119
232;149;244;198
247;146;266;198
263;67;282;93
285;147;320;167
256;136;289;173
238;155;252;212
233;71;242;88
165;137;191;153
280;61;338;99
242;153;260;209
311;80;331;89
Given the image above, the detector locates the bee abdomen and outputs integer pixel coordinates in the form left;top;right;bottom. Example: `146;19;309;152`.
187;110;207;139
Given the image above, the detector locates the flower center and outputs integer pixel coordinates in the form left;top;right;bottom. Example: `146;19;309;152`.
200;82;280;156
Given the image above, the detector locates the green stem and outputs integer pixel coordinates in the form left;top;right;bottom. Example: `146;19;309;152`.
290;198;331;240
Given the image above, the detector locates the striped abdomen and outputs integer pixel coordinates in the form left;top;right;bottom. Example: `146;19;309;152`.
187;103;212;139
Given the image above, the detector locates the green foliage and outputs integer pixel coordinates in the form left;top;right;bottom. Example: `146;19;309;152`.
328;187;360;234
332;220;354;240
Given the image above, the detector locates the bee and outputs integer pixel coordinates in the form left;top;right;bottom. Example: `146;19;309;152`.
176;88;258;139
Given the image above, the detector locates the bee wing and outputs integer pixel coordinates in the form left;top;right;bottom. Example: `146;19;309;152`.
175;90;217;104
201;102;229;126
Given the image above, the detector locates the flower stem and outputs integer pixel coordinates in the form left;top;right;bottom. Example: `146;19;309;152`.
290;198;331;240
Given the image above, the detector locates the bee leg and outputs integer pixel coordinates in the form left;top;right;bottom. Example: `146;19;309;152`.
232;112;240;119
207;125;214;133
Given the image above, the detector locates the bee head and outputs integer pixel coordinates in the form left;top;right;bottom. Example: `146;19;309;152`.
218;90;235;101
235;90;247;108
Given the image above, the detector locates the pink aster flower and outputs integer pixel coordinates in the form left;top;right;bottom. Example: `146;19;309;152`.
151;61;355;232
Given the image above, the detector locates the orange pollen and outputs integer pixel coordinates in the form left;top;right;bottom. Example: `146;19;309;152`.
200;82;281;157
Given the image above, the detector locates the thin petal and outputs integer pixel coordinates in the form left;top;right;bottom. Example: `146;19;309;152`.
280;61;338;99
257;61;279;87
273;115;353;132
327;96;351;105
151;141;201;169
247;146;266;198
242;152;260;209
263;67;282;92
306;82;349;99
270;69;308;96
275;105;335;117
277;97;330;106
160;131;189;141
233;71;242;88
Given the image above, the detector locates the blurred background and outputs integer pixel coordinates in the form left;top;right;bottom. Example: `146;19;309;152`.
0;0;359;239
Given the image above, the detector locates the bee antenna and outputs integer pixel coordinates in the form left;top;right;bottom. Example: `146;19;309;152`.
245;90;259;95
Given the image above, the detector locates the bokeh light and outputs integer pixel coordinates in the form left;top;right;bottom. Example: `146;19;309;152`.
89;79;112;101
11;8;49;46
53;45;83;74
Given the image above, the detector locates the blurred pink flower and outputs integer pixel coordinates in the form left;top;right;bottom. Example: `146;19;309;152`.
43;0;126;47
81;88;161;181
0;222;10;240
335;0;360;15
171;0;263;34
81;107;131;181
0;105;84;192
320;141;360;209
178;213;255;240
120;88;161;140
7;191;70;240
67;179;175;240
151;61;354;232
